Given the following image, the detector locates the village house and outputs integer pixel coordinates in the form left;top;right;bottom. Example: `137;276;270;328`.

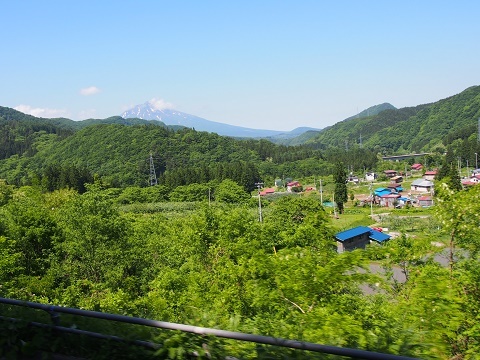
411;163;423;171
259;187;275;196
365;172;377;182
410;179;434;193
423;170;437;181
384;170;397;178
335;226;391;253
461;174;480;187
390;175;403;184
286;181;301;192
347;175;359;184
380;193;401;208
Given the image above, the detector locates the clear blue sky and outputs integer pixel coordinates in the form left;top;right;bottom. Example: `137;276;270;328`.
1;1;479;131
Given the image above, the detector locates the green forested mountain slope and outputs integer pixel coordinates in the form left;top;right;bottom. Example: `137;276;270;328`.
307;105;427;150
0;106;173;131
342;102;397;122
3;124;263;187
369;85;480;152
306;86;480;153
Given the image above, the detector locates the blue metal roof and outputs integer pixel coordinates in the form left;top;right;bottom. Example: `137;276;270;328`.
335;226;391;243
368;230;391;243
375;190;391;197
335;226;371;241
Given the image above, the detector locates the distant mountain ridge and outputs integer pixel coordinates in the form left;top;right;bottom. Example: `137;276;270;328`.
270;103;396;145
120;101;321;138
3;85;479;155
304;86;480;152
344;103;396;122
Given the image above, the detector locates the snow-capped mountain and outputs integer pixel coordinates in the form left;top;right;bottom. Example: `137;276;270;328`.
121;101;286;138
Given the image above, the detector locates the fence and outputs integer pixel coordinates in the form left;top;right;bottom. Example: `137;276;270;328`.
0;297;418;359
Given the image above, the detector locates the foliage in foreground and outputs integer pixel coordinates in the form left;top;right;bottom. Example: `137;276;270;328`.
0;183;479;358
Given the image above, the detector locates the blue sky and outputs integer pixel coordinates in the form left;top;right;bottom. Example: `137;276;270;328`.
1;1;479;131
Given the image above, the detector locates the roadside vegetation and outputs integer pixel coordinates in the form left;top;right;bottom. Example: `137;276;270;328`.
0;172;479;359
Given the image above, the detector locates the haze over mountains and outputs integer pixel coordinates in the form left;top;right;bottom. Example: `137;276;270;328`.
120;101;324;139
120;100;397;140
3;85;479;151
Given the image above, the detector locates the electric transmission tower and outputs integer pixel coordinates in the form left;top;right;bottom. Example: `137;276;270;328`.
149;153;157;186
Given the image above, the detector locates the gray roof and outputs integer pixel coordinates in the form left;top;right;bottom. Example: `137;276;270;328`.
411;179;433;187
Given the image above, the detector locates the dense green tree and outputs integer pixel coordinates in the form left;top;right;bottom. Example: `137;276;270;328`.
53;183;132;289
333;162;348;214
214;179;250;204
169;183;212;202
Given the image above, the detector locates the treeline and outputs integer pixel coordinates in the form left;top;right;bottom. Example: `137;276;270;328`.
159;161;260;192
0;120;381;189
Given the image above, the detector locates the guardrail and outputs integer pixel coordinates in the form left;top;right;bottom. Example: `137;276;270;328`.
0;297;418;359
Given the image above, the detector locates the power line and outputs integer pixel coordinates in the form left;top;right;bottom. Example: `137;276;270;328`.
149;153;157;186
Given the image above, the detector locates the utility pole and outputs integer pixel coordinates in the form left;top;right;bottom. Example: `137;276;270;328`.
255;182;264;222
333;192;337;218
369;182;374;218
319;179;323;204
149;153;157;186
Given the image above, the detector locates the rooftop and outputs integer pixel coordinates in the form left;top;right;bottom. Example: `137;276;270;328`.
335;226;391;243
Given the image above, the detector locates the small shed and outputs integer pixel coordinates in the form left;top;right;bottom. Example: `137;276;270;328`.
387;184;403;192
390;175;403;184
365;172;377;181
335;226;391;253
417;196;433;207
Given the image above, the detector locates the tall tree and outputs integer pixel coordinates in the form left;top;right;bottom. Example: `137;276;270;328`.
334;162;348;214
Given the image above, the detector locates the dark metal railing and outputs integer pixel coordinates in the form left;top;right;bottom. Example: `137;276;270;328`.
0;297;418;360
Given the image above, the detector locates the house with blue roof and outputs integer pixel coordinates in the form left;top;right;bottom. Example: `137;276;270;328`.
335;226;391;253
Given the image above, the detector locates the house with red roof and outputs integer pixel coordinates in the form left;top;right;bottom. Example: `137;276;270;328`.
380;193;401;208
259;187;275;196
286;181;301;192
423;170;438;181
417;196;433;207
411;163;423;171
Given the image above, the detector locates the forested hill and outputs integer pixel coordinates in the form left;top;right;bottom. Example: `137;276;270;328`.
0;120;350;190
0;106;175;131
0;105;380;190
304;85;480;153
